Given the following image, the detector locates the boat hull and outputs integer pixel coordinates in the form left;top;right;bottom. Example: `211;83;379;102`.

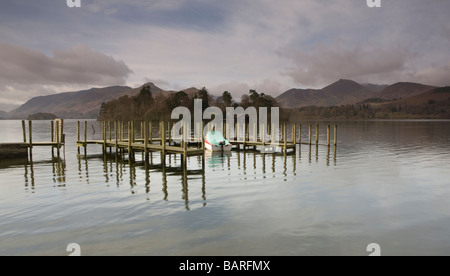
205;140;232;152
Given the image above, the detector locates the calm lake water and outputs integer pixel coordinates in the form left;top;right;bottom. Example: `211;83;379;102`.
1;119;450;256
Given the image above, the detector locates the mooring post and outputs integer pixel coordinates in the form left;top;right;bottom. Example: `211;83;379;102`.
327;125;331;146
162;121;166;155
115;121;118;153
144;120;149;161
308;125;312;145
262;123;266;147
183;121;188;164
84;121;87;155
51;120;54;143
22;120;26;143
56;120;61;158
283;124;287;153
292;123;296;144
77;121;80;154
168;121;172;145
316;124;319;145
149;121;153;144
201;120;205;152
128;121;132;157
28;120;33;158
108;121;112;153
103;121;107;155
334;125;338;146
298;123;302;144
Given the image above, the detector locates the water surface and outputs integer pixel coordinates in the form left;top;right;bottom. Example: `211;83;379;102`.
1;119;449;256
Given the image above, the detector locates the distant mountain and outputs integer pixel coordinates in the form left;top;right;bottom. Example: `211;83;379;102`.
396;86;450;106
376;82;437;100
0;110;7;119
8;82;201;119
362;83;389;92
276;79;374;108
9;86;132;119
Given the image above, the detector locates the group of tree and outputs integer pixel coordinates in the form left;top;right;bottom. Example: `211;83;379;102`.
283;100;450;120
98;85;281;122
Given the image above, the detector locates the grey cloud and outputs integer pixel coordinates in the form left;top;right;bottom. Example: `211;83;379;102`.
405;63;450;87
281;44;414;87
0;43;133;86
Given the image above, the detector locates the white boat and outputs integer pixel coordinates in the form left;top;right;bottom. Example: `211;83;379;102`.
204;131;232;152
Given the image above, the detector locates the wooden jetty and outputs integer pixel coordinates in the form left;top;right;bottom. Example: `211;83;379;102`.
77;121;338;160
0;119;65;160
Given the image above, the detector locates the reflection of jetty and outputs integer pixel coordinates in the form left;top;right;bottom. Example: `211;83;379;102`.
0;120;65;160
76;121;338;160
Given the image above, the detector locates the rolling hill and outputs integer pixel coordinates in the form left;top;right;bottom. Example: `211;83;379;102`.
375;82;437;100
7;82;199;119
276;79;374;108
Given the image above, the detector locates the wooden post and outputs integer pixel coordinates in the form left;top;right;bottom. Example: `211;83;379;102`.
327;125;331;146
77;121;80;142
132;121;135;144
298;123;302;144
115;121;118;153
51;120;55;157
262;123;265;147
167;121;171;145
292;123;296;143
51;121;54;143
334;125;338;146
77;121;80;154
161;121;166;155
316;124;319;145
128;121;132;156
103;121;107;154
22;120;26;143
283;124;287;153
109;121;112;145
201;120;205;152
84;121;87;155
149;121;152;144
183;121;187;164
28;120;33;158
56;120;60;157
121;121;124;141
308;125;312;145
144;120;148;160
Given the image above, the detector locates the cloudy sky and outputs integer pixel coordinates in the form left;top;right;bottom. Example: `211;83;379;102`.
0;0;449;111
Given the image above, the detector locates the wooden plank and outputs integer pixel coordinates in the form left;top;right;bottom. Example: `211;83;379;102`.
0;144;28;159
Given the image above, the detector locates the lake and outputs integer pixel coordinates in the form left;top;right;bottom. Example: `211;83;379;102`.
1;119;450;256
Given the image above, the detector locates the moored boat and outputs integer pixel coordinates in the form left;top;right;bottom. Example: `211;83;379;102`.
204;131;232;152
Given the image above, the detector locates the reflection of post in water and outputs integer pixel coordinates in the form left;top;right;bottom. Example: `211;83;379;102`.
24;161;35;192
315;145;319;163
52;157;66;186
181;155;189;211
144;157;150;196
161;152;168;201
22;157;65;190
129;160;137;193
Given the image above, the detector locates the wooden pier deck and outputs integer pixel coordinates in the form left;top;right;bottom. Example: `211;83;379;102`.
0;119;65;160
76;121;337;160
